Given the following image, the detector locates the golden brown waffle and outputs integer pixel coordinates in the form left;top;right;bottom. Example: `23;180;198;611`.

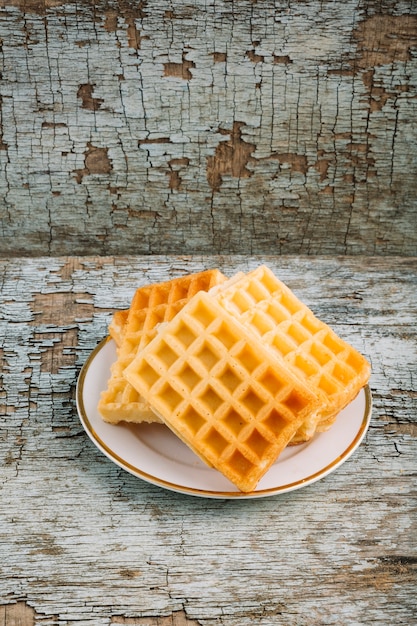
108;310;128;347
124;291;320;492
213;265;371;443
98;270;227;424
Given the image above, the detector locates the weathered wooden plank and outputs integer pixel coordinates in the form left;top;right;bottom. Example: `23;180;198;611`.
0;256;416;625
0;1;416;257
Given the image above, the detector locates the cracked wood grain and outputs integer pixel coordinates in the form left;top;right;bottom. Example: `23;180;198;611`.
0;1;416;257
111;611;201;625
0;255;416;626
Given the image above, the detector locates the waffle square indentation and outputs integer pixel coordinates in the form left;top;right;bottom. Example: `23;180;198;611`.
302;313;322;336
323;333;345;354
215;322;241;350
160;383;184;411
266;302;290;324
134;291;150;309
155;341;179;368
240;388;265;417
318;374;339;396
281;389;310;414
258;367;286;396
176;322;197;348
310;342;332;366
192;300;217;328
251;311;275;336
219;366;242;394
195;344;219;371
246;279;269;303
261;407;291;433
131;309;147;328
287;323;310;346
198;386;224;414
221;409;249;437
181;406;206;435
332;362;355;385
260;270;279;295
294;354;320;378
152;307;168;325
227;449;255;476
323;333;346;354
231;291;252;313
149;287;169;306
244;428;272;458
203;427;229;456
271;334;294;357
135;360;160;390
178;364;201;391
172;284;191;301
236;345;262;374
280;291;300;315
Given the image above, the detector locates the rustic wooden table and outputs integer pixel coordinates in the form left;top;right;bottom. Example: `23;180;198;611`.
1;2;416;259
1;255;416;626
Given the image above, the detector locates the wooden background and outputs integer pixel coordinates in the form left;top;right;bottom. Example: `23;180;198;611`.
0;0;416;256
0;1;416;625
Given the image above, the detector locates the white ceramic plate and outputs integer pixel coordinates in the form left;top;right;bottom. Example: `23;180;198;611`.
76;338;372;499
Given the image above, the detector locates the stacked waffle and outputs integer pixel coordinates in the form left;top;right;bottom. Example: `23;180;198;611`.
99;266;370;492
98;269;227;424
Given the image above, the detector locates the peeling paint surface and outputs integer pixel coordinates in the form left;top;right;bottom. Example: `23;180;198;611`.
0;1;416;256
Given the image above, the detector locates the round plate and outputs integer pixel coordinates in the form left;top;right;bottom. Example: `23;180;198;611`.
76;338;372;499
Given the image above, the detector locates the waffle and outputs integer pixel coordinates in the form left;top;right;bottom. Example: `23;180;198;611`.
98;269;227;424
213;265;371;443
108;309;129;347
124;291;320;492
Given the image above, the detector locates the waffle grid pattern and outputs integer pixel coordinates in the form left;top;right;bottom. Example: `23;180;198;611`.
125;292;319;492
215;266;371;430
98;270;226;423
